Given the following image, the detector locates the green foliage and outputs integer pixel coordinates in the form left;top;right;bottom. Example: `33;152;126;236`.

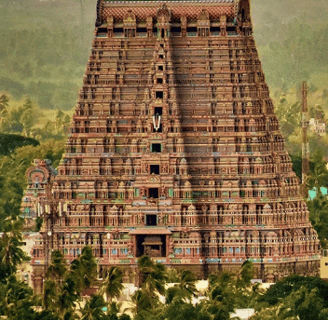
0;0;95;110
0;134;39;156
0;139;65;230
137;256;168;297
1;97;38;136
81;295;108;320
310;104;326;120
0;216;30;283
307;195;328;248
163;302;211;320
207;260;260;313
164;270;198;306
0;0;327;114
46;250;68;282
256;275;328;320
0;275;40;319
43;246;98;318
290;154;302;180
99;266;124;303
2;249;328;320
35;216;43;232
275;99;301;137
75;245;98;290
0;95;71;143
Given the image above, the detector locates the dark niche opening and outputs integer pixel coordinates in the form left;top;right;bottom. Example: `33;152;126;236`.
156;91;163;99
150;165;160;175
146;214;157;226
154;107;163;115
151;143;161;153
149;188;159;198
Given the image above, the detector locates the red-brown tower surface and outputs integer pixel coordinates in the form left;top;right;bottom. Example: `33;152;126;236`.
31;0;320;292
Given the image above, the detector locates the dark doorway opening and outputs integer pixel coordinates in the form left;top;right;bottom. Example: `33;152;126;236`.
136;235;166;257
149;188;159;198
146;215;157;226
151;143;161;152
157;78;163;84
150;165;160;175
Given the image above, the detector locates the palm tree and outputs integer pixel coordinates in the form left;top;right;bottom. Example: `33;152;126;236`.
306;163;328;196
138;256;167;298
99;266;124;303
46;250;67;283
81;294;107;320
43;279;59;313
68;258;85;296
165;269;198;305
43;250;68;313
0;216;29;282
177;270;198;300
237;259;254;288
57;276;79;319
77;246;97;290
128;289;158;320
0;275;37;319
165;286;186;305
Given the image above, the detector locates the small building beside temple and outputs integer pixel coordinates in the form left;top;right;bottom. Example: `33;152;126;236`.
309;118;326;136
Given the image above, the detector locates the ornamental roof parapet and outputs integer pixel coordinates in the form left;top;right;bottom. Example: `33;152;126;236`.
96;0;249;24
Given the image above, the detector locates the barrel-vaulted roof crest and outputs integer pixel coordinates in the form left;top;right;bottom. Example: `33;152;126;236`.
96;0;249;27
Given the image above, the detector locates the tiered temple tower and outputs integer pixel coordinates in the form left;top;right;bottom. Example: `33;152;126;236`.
31;0;320;292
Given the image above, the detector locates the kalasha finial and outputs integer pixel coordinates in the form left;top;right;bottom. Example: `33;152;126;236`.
157;3;171;22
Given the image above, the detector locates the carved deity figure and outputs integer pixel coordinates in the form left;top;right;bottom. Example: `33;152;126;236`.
161;163;168;173
160;186;166;197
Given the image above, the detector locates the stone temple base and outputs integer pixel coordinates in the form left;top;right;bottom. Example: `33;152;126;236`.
32;258;319;293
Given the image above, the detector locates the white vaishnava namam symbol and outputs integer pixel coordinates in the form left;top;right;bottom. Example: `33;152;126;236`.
153;113;161;131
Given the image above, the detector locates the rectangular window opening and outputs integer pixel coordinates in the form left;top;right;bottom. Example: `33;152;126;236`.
210;27;220;33
171;26;181;33
157;78;163;84
146;215;157;226
137;28;147;33
154;107;162;115
156;91;163;99
151;143;161;153
187;27;197;33
113;28;123;33
150;165;160;175
158;65;164;71
149;188;159;198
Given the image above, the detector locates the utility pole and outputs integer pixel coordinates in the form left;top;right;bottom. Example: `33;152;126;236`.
43;177;58;273
301;81;309;198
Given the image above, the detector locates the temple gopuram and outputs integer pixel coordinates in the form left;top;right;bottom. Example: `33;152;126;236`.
31;0;320;292
21;160;56;231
